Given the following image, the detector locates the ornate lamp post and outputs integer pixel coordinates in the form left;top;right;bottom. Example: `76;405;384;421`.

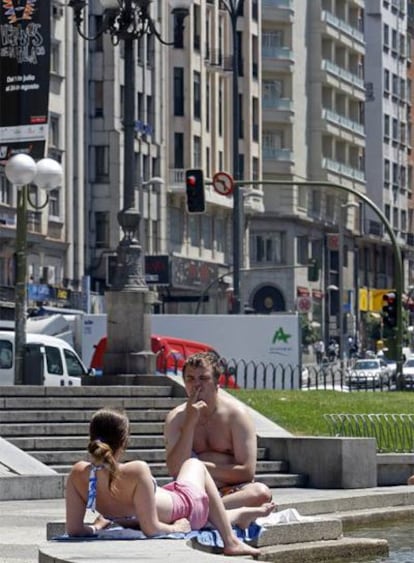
5;154;63;385
69;0;190;378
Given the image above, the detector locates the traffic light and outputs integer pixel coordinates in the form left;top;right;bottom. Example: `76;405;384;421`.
307;259;319;282
382;292;397;329
185;169;205;213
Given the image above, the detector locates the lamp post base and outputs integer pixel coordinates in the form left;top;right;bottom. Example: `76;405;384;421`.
102;289;156;377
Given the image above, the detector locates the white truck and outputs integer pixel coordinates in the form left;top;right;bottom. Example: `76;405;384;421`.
0;331;90;386
152;314;301;389
23;311;302;389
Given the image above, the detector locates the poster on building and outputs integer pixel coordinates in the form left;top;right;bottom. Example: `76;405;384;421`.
0;0;50;162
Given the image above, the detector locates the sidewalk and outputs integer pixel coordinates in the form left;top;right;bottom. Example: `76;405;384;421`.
3;485;414;563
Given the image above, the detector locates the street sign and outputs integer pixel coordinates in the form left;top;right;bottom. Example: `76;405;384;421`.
212;171;234;196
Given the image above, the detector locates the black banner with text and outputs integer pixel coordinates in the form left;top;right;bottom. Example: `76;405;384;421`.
0;0;50;161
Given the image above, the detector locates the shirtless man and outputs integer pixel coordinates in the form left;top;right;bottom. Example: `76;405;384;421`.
164;352;272;509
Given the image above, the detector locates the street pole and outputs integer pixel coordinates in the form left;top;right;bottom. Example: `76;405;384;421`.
228;1;243;315
14;184;28;386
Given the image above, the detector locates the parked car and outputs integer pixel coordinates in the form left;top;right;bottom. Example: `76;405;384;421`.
346;358;392;388
402;357;414;389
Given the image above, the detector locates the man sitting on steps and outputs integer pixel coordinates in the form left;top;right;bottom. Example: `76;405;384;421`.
164;351;272;509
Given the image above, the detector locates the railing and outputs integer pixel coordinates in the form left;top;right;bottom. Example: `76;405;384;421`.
322;108;365;136
155;353;413;393
262;97;293;111
321;10;364;44
262;46;293;60
322;157;365;182
262;147;293;161
324;413;414;453
321;59;364;90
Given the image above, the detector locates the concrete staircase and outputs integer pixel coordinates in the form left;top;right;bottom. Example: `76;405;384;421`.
0;380;307;489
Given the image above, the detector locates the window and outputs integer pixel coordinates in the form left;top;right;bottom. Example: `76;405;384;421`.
392;118;398;141
326;194;336;219
392;29;397;51
0;170;11;205
383;24;389;47
193;136;201;168
49;115;59;148
297;236;309;264
193;71;201;120
94;81;103;117
173;67;184;116
95;146;109;181
215;217;225;253
0;339;12;369
170;207;184;245
48;189;60;218
384;159;390;182
51;41;60;74
263;79;283;101
218;79;224;136
250;233;285;264
95;211;109;248
174;133;184;168
384;69;390;92
202;215;212;249
384;114;390;138
392;162;399;186
64;349;85;377
188;215;200;247
392;73;399;97
311;190;321;215
206;80;210;131
45;346;63;375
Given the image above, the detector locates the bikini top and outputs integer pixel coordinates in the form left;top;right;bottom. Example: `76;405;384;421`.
86;463;157;513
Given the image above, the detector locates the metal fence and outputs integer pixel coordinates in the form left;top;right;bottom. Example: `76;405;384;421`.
324;413;414;453
157;353;413;392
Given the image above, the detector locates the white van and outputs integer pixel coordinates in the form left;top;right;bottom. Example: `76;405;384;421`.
0;331;90;386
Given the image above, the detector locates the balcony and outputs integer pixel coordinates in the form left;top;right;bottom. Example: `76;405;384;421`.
262;147;293;161
262;0;294;23
321;10;364;45
263;97;293;111
263;0;292;7
321;59;364;90
262;46;293;61
169;169;186;193
322;157;365;183
322;108;365;136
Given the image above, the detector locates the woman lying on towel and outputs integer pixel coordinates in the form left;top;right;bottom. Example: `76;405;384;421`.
65;407;275;557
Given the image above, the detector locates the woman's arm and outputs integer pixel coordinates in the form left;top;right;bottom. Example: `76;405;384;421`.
65;468;97;536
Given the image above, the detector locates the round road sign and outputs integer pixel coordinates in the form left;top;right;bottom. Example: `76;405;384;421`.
212;171;234;196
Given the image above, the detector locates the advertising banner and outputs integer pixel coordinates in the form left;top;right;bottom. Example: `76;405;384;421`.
0;0;50;161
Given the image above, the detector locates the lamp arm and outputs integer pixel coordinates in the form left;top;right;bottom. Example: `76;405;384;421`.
27;191;49;210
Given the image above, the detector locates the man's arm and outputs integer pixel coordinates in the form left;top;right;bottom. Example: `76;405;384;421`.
164;408;196;478
164;391;207;478
200;408;257;487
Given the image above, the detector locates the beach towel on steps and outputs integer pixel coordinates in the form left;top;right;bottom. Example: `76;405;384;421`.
52;509;311;545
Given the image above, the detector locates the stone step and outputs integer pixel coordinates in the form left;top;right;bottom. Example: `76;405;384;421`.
0;383;176;397
8;435;166;450
0;421;165;436
0;409;169;423
256;537;388;563
29;448;169;464
0;397;183;410
258;473;307;488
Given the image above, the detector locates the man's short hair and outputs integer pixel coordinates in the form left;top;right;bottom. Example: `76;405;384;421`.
182;351;225;382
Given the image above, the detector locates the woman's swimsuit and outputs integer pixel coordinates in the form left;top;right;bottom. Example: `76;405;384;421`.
86;464;209;530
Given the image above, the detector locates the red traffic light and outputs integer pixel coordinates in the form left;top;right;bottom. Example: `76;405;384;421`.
187;175;197;187
383;292;396;304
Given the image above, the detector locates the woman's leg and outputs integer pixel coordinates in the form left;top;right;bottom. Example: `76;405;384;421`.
176;459;260;556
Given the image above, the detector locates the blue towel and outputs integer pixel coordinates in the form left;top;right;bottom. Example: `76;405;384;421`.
52;523;263;545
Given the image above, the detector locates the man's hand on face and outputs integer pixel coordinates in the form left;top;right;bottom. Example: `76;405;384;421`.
185;386;208;424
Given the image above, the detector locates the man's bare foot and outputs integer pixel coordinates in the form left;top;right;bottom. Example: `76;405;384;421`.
233;501;276;530
223;537;260;557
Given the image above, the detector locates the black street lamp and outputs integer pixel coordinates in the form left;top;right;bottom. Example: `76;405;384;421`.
69;0;190;378
221;0;244;315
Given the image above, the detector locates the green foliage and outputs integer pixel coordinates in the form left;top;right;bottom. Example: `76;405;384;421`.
228;389;414;437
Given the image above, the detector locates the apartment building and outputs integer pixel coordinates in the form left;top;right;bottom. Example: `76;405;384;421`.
253;0;366;344
363;0;412;292
165;0;263;313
